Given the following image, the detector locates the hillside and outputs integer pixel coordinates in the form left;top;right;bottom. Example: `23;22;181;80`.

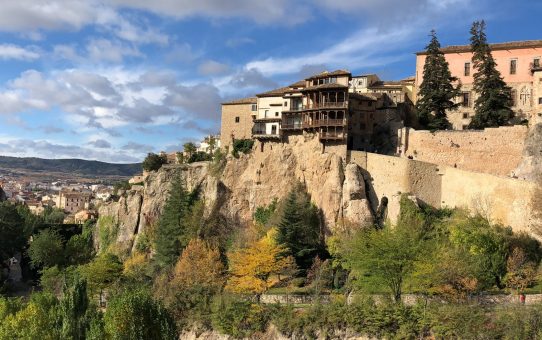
0;156;141;177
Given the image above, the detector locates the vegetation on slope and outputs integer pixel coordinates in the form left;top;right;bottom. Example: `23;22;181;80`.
0;156;141;177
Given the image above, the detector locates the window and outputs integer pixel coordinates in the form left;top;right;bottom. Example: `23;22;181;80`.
264;109;269;118
539;97;542;105
235;116;240;123
534;58;540;68
462;125;469;130
461;92;470;107
464;62;470;76
284;101;287;107
275;112;279;117
251;104;257;111
510;59;517;75
511;89;517;106
463;113;469;119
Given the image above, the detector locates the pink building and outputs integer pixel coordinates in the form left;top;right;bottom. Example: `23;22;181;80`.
415;40;542;129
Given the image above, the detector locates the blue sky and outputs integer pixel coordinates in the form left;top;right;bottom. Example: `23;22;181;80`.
0;0;539;163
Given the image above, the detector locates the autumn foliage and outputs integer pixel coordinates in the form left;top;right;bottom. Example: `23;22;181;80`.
226;229;296;295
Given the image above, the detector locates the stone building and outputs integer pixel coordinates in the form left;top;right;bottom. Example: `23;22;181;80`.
220;70;411;153
415;40;542;129
55;189;91;214
220;97;257;148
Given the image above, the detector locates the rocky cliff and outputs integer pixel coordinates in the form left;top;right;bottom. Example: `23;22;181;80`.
515;123;542;181
97;134;373;254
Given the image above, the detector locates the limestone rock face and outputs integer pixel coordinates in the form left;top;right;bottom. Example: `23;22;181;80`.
341;164;373;226
97;134;374;253
515;123;542;181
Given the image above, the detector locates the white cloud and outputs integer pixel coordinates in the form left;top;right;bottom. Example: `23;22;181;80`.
86;38;143;63
246;27;414;76
0;44;40;61
198;60;230;76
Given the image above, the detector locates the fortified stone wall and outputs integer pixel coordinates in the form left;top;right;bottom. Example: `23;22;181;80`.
351;151;536;233
399;126;528;177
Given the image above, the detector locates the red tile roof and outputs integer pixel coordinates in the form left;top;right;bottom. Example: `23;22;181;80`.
416;40;542;55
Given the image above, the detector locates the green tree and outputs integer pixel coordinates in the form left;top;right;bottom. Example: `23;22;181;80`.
276;188;326;270
79;253;123;295
42;206;66;225
0;293;61;340
416;29;461;130
345;223;423;302
468;20;514;129
59;276;90;340
104;289;176;340
28;228;65;268
142;152;167;172
154;174;190;267
183;142;197;159
0;202;26;263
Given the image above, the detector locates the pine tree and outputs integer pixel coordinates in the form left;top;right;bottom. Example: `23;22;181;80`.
276;186;326;270
154;173;190;267
468;20;514;129
416;30;461;130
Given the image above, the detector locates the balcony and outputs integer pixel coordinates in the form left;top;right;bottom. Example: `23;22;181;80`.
283;105;305;112
252;127;281;139
281;121;303;130
305;102;348;110
302;119;346;128
530;62;542;73
319;131;346;140
253;116;282;122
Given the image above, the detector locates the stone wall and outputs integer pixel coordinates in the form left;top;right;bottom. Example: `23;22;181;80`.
351;151;536;232
220;102;255;148
399;125;528;177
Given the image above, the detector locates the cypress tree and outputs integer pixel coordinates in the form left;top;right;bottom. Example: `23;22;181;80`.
276;186;326;270
154;173;190;267
468;20;514;129
416;29;461;130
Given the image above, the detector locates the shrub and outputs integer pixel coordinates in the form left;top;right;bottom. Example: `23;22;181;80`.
231;139;254;158
211;297;270;338
142;152;167;172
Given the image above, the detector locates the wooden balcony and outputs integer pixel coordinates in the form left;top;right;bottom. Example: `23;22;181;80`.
305;102;348;110
281;122;303;130
283;105;305;112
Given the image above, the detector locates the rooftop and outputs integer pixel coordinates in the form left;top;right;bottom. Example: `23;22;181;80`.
222;96;257;105
416;40;542;55
256;86;292;97
302;83;349;91
305;69;351;80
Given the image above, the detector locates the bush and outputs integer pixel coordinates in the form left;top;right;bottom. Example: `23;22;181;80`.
231;139;254;158
142;153;167;172
211;296;270;338
104;289;176;340
187;151;212;163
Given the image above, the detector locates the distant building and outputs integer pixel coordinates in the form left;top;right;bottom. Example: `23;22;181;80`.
197;134;221;154
415;40;542;129
56;189;91;214
220;97;257;148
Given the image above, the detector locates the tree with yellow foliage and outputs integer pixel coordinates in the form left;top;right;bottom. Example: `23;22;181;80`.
172;238;225;292
226;229;296;298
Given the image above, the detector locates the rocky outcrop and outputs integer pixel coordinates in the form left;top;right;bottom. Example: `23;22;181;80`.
97;133;374;254
341;164;373;227
515;123;542;181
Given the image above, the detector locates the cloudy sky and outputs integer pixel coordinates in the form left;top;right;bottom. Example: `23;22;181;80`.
0;0;538;163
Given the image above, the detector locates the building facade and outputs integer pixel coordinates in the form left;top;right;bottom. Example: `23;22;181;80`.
55;189;91;214
415;40;542;129
220;97;257;148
